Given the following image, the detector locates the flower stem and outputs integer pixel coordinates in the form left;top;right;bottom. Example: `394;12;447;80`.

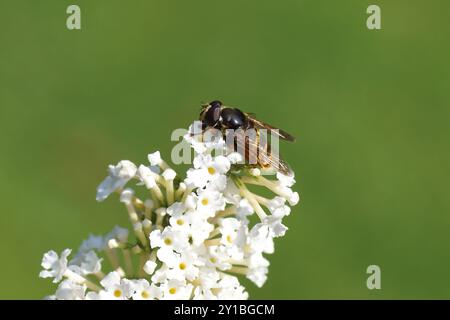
165;179;174;205
104;248;120;270
122;249;133;277
204;238;221;246
228;266;248;275
233;177;267;220
64;269;101;292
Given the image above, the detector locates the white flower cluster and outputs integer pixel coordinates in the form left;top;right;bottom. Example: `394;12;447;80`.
39;124;299;300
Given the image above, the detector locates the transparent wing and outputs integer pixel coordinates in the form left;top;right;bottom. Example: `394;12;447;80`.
228;130;293;176
245;113;296;142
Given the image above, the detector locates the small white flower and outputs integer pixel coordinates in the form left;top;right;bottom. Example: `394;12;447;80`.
263;215;288;238
39;249;71;283
217;275;249;300
99;271;120;289
266;196;285;212
85;292;100;300
78;234;105;252
273;205;291;217
196;267;221;290
263;196;291;216
148;151;162;166
276;172;295;187
236;198;254;223
188;214;214;246
99;271;132;300
151;264;170;284
206;246;232;271
161;279;193;300
166;251;200;281
219;218;241;247
150;227;187;252
193;286;218;300
244;252;270;288
166;202;185;216
184;128;207;154
143;260;158;275
137;165;157;189
246;266;268;288
168;207;191;235
196;189;225;217
105;226;129;244
96;160;137;202
55;280;86;300
162;168;176;181
69;250;102;275
183;194;197;210
288;191;300;206
276;184;299;206
184;121;226;154
249;223;274;254
206;174;228;192
184;169;207;189
223;178;242;205
185;154;230;189
131;279;162;300
119;188;134;205
150;227;189;265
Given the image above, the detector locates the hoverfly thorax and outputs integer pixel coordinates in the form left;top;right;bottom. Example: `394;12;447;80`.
220;108;247;129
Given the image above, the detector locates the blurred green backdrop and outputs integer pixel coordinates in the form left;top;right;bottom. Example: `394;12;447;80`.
1;0;449;299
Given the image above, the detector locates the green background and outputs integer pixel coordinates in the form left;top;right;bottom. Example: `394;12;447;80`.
1;0;449;299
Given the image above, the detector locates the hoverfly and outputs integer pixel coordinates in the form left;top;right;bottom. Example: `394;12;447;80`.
199;100;295;176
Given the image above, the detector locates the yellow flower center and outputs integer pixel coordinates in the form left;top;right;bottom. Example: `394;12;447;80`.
164;238;172;245
207;167;216;175
209;257;217;263
201;198;209;206
141;291;150;299
226;235;233;243
169;287;177;295
179;262;186;270
176;219;184;225
113;289;122;298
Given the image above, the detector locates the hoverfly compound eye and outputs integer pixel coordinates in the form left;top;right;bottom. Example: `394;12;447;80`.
203;101;222;126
